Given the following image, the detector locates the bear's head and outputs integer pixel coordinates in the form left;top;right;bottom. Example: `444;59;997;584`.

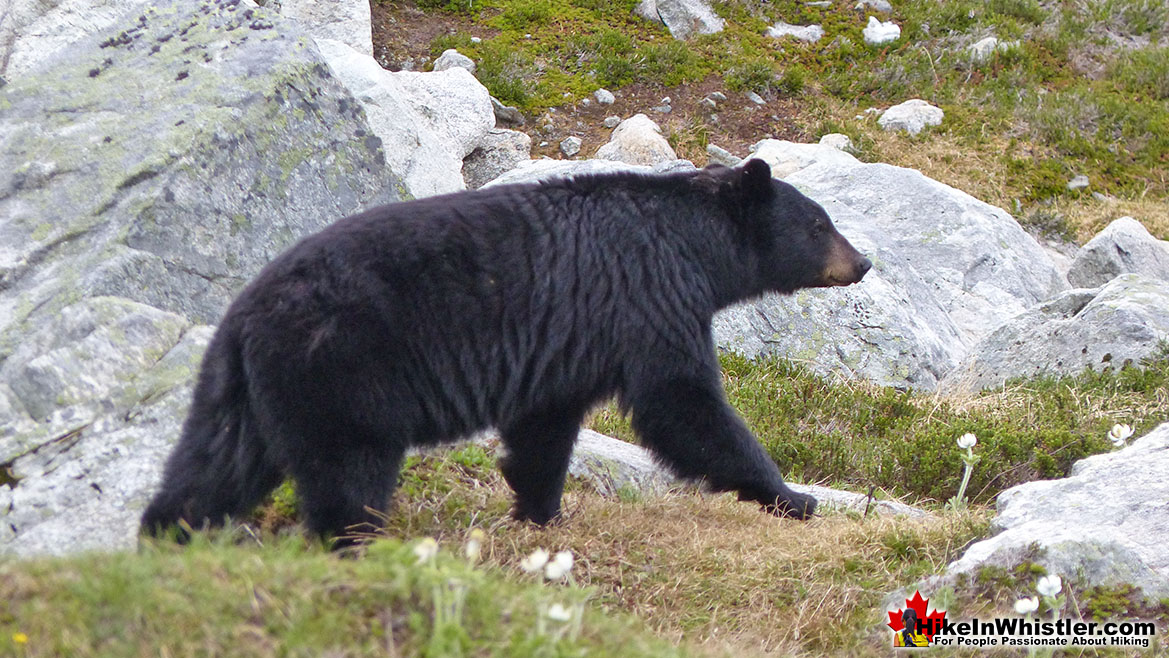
726;158;871;295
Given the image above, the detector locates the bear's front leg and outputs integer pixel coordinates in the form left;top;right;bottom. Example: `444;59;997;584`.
628;374;816;519
499;406;588;525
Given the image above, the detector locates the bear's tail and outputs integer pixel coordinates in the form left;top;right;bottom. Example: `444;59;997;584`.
140;322;283;540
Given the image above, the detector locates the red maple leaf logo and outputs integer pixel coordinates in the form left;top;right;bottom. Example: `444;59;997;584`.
887;590;948;642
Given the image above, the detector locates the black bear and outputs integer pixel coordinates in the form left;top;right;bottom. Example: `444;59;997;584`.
141;159;870;546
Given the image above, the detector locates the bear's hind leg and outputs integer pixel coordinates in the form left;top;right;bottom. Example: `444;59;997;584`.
629;376;816;519
499;407;586;525
290;438;405;548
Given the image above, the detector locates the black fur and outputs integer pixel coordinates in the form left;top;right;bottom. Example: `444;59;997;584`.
140;160;871;545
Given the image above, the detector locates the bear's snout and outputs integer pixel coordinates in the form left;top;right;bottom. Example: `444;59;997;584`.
819;234;871;287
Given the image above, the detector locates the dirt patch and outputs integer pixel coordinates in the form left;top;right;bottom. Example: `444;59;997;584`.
370;2;810;165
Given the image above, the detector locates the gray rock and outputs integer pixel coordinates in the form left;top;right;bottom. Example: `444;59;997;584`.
967;36;1016;63
943;422;1169;598
1067;174;1090;191
566;430;926;517
276;0;373;56
749;138;860;178
602;115;622;129
938;274;1169;394
567;429;678;498
818;133;854;152
877;99;943;135
462;128;532;189
491;96;526;127
0;0;401;557
433;48;475;73
594;88;615;105
708;91;727;102
765;21;825;43
862;16;901;45
0;0;145;80
636;0;725;40
594;114;678;166
705;144;741;167
316;38;494;198
484;158;697;189
854;0;892;12
714;157;1067;390
560;136;582;157
745;91;766;105
1068;216;1169;288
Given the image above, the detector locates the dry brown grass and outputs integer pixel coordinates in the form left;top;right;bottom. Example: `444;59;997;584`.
378;448;992;657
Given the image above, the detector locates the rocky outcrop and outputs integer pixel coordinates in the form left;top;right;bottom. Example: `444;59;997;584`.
939;274;1169;394
942;422;1169;598
566;430;926;517
877;99;943;136
594;114;678;166
463;128;533;190
0;0;146;80
315;38;494;199
1067;216;1169;288
636;0;724;40
0;0;401;556
275;0;373;56
713;143;1067;389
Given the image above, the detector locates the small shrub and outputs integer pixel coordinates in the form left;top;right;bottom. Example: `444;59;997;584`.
724;56;776;95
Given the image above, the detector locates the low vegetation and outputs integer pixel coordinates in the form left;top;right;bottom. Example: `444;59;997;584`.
5;2;1167;656
593;347;1169;505
384;0;1168;242
5;349;1167;655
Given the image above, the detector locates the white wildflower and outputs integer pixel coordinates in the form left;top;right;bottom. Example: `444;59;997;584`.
464;528;485;563
1108;423;1134;447
520;548;550;573
957;433;977;449
413;537;438;564
1037;574;1062;598
546;603;572;622
1014;596;1039;615
544;550;574;581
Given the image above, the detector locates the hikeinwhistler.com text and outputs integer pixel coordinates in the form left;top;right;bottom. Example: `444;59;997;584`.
925;617;1157;649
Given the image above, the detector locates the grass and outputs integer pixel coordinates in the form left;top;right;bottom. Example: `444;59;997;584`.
590;348;1169;506
0;455;992;658
393;0;1169;241
4;345;1168;655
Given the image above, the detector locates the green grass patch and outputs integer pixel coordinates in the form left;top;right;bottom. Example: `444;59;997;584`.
0;533;683;658
591;348;1169;506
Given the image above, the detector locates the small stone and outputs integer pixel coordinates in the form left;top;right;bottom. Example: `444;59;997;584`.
877;99;943;136
491;97;525;127
560;136;582;157
862;16;900;45
470;36;481;43
660;96;671;105
603;115;621;128
706;144;741;166
651;103;672;114
1067;175;1090;191
580;98;591;107
745;91;766;105
709;91;727;102
854;0;892;12
819;133;853;152
700;97;717;110
432;48;475;73
765;21;825;42
805;0;832;6
594;88;615;104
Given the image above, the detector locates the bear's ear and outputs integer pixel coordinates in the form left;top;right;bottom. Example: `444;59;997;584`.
739;159;774;202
